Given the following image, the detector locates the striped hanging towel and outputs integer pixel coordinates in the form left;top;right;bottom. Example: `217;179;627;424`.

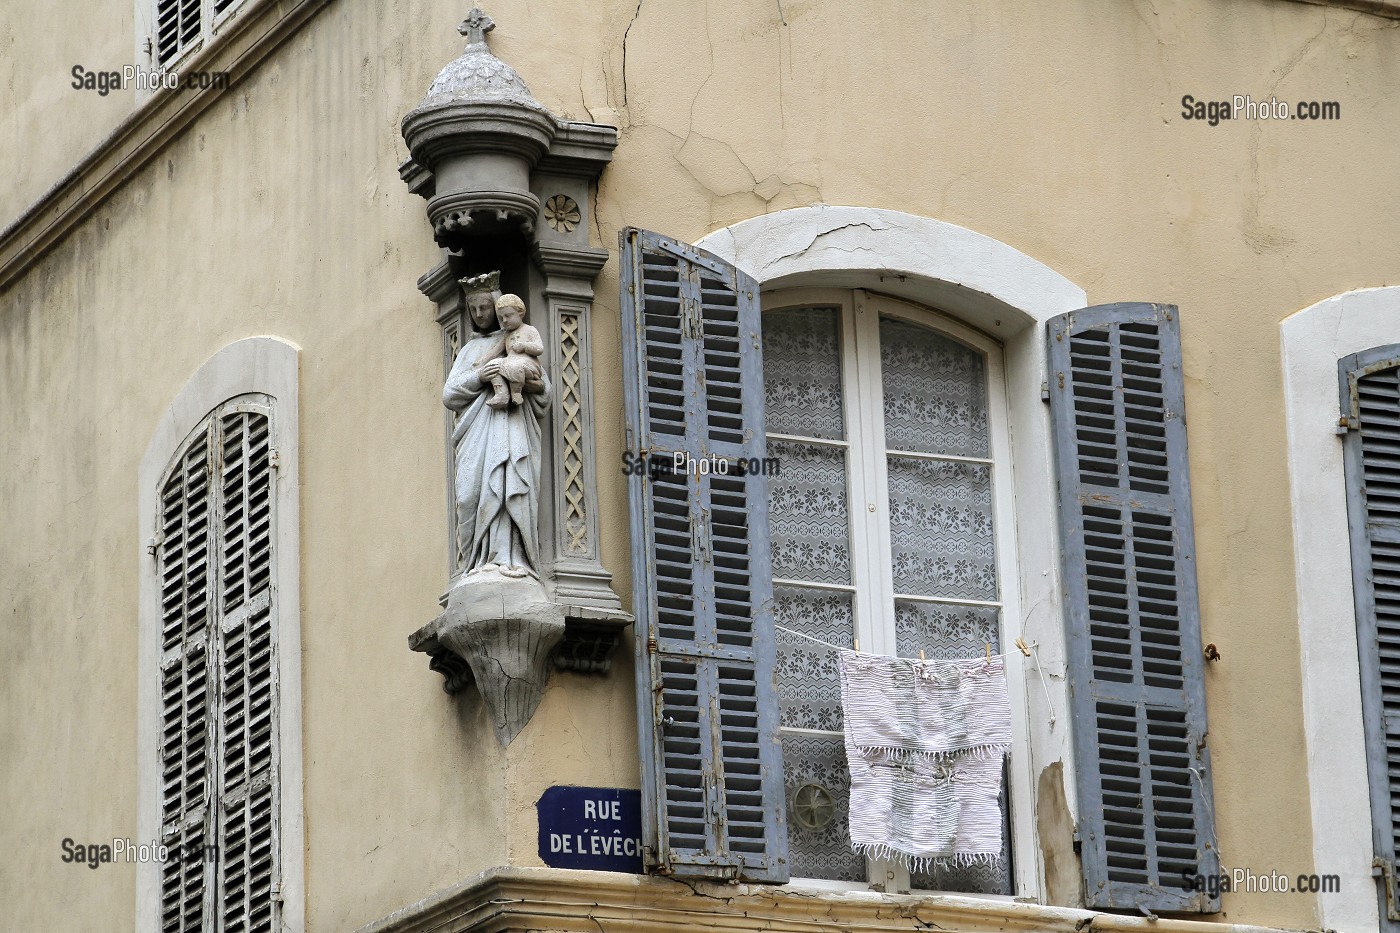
838;649;1012;869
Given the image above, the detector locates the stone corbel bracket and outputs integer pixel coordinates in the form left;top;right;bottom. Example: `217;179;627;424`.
410;607;632;691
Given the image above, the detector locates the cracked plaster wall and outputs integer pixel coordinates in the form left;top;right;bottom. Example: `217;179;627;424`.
0;0;1398;931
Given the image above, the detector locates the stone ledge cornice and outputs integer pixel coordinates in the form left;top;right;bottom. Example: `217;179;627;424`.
0;0;335;296
350;866;1309;933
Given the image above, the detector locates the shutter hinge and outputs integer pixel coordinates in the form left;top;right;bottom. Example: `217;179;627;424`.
269;448;282;470
1337;414;1358;434
146;536;158;557
1040;380;1050;403
142;36;153;57
1377;858;1400;921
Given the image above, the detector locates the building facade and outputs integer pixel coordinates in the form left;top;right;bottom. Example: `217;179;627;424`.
3;1;1400;931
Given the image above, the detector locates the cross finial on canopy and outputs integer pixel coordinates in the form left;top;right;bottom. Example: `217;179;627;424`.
458;8;495;46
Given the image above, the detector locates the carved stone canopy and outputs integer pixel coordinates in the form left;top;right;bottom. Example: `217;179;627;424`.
402;8;576;247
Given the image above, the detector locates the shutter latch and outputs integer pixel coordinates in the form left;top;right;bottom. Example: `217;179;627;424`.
1375;857;1400;921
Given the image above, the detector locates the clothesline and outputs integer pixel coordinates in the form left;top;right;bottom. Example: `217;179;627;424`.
773;623;1058;726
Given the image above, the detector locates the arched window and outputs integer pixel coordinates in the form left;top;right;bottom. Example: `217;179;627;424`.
138;337;303;933
156;397;279;930
763;289;1016;893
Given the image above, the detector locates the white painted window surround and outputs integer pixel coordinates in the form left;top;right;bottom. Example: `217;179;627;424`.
697;206;1087;902
137;336;304;933
1282;287;1400;933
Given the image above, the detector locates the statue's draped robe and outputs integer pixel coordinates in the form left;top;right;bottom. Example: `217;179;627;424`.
443;329;550;575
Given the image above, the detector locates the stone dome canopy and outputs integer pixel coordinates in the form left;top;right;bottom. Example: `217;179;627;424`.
418;9;550;113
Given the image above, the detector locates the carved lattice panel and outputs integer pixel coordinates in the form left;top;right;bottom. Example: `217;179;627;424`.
559;308;589;557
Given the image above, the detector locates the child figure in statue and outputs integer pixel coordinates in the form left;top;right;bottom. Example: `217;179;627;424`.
486;293;544;410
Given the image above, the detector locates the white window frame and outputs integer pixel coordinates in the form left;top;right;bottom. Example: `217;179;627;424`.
699;205;1087;904
137;336;304;933
1282;286;1400;933
764;286;1026;895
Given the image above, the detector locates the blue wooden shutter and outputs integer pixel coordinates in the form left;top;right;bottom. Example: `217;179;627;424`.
620;228;789;882
1339;346;1400;927
1046;303;1220;912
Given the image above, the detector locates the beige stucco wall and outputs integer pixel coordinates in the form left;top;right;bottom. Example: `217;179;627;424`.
3;0;1399;930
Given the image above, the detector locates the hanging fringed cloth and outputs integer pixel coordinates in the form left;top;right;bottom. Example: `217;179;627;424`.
837;649;1012;869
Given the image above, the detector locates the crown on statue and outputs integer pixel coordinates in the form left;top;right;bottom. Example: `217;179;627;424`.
460;270;501;294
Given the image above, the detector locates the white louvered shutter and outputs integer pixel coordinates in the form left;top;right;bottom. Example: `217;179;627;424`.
155;0;202;65
1046;304;1220;912
215;408;280;933
156;399;279;933
159;426;217;932
1340;348;1400;927
620;228;789;882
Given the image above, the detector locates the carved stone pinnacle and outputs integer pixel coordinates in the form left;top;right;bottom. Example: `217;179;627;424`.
458;8;495;46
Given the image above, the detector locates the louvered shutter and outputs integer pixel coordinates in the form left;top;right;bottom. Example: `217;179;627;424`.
1046;303;1220;912
620;228;789;882
155;0;202;65
156;399;280;933
158;425;217;932
215;407;279;933
1339;347;1400;927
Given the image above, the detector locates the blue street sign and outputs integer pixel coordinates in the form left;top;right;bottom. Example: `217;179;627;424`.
536;786;644;872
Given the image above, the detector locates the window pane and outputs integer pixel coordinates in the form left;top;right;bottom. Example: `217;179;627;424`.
763;307;845;440
781;733;864;881
888;456;996;600
880;318;988;457
774;586;853;731
769;439;851;585
892;601;1000;661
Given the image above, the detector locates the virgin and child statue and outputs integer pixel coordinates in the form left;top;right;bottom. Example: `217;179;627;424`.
442;271;549;580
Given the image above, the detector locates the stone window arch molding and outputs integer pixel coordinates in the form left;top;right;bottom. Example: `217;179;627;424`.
1281;286;1400;933
696;205;1086;902
136;335;304;933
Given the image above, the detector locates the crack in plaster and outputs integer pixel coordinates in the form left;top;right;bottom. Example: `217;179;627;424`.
620;0;643;109
765;222;891;269
1242;12;1330;254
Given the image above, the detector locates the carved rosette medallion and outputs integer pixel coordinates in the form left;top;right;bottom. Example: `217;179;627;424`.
544;195;581;234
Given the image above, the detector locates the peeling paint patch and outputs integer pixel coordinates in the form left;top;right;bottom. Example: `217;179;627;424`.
1037;760;1080;906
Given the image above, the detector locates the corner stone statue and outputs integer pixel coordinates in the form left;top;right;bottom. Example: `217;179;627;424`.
443;272;550;578
436;270;565;747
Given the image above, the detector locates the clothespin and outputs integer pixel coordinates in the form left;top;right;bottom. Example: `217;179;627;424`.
1014;636;1032;657
919;649;925;662
854;638;860;655
984;642;991;660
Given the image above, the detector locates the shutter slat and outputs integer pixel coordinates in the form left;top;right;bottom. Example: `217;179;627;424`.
622;228;788;882
1048;304;1219;913
1341;349;1400;924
